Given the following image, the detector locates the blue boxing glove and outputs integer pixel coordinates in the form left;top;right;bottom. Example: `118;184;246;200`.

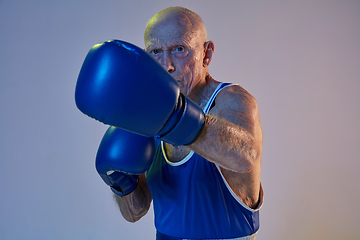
75;40;205;146
96;126;155;197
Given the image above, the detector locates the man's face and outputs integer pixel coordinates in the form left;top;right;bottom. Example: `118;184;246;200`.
145;18;206;96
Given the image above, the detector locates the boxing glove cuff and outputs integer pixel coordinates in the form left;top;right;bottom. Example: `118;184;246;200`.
158;94;205;146
99;171;139;197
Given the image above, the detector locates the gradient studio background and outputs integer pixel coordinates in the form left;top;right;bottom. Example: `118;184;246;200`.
1;1;359;239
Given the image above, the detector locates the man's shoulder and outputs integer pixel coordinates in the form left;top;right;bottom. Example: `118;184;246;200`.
208;82;261;137
219;83;254;97
215;83;258;111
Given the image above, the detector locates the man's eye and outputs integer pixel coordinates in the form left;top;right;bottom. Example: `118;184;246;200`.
175;46;184;52
151;49;159;54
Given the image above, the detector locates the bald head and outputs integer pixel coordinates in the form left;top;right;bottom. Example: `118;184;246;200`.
144;7;207;48
143;7;215;96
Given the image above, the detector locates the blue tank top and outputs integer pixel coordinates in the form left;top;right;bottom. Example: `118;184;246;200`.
146;83;262;239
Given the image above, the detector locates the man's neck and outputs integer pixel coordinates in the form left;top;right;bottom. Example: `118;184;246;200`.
188;75;220;109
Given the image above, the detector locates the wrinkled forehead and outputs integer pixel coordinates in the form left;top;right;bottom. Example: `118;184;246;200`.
145;22;192;46
144;10;206;49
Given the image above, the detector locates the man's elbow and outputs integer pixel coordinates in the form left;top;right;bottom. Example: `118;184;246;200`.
235;160;253;173
124;215;141;223
235;148;259;173
122;208;148;223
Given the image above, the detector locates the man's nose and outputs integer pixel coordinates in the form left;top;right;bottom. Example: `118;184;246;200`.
161;51;175;74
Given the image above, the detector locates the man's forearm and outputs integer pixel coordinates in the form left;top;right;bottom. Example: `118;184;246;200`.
113;174;152;222
190;115;259;173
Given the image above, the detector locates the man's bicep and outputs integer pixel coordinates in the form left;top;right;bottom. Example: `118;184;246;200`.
210;86;261;137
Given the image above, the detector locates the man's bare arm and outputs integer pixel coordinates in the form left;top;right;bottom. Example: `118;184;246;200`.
190;85;263;173
189;84;263;208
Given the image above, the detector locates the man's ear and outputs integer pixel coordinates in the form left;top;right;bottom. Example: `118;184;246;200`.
203;41;215;67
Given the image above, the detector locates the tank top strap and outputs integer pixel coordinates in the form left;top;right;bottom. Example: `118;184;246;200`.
203;82;234;114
